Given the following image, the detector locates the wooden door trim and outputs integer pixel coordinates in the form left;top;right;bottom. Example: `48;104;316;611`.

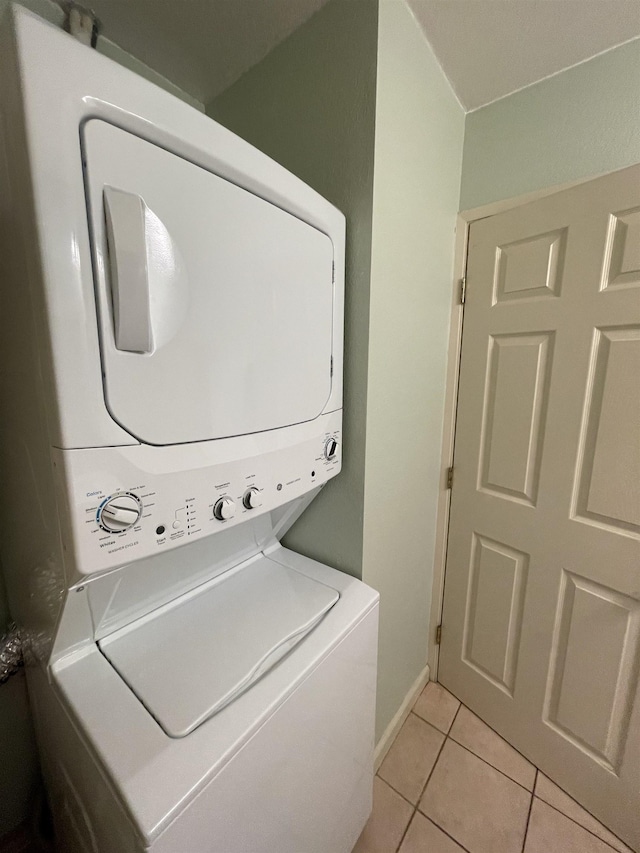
428;164;639;679
428;214;467;679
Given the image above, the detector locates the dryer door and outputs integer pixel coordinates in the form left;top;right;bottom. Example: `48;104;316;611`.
82;120;334;445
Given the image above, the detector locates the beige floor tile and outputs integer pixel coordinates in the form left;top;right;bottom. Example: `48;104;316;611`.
378;714;445;805
352;777;413;853
398;813;465;853
524;799;619;853
412;682;460;734
535;774;634;853
420;739;531;853
449;705;536;790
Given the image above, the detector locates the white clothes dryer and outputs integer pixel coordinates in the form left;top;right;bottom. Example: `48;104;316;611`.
0;8;378;852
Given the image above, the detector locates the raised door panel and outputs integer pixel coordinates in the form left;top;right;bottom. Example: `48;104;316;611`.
493;229;567;304
544;571;640;773
479;332;554;505
462;534;528;696
573;326;640;536
602;207;640;290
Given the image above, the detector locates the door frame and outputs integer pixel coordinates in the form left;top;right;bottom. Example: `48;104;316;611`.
427;167;631;680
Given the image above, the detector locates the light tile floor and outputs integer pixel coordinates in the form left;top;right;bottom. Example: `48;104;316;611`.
353;683;634;853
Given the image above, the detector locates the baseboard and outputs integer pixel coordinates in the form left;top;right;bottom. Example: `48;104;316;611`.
374;664;430;771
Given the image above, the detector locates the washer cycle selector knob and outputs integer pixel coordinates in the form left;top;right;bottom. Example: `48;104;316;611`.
98;493;142;533
324;438;339;461
243;487;263;510
213;496;236;521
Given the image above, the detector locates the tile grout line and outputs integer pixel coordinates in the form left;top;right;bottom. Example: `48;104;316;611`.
520;769;537;853
379;766;630;853
447;734;536;794
396;696;532;853
443;691;631;851
417;701;474;853
420;799;475;853
397;703;478;853
442;687;536;769
374;774;419;810
393;806;416;851
533;797;630;853
387;694;629;853
441;693;538;788
392;702;462;852
440;715;625;852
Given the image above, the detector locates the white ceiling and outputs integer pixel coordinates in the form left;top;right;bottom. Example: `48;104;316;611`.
407;0;640;111
65;0;640;111
80;0;328;105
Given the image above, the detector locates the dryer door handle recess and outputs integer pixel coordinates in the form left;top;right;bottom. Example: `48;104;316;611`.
104;186;153;354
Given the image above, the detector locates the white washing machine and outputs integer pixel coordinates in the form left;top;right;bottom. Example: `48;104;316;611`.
0;8;378;852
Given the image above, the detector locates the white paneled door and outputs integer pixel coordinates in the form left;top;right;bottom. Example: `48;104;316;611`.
439;165;640;849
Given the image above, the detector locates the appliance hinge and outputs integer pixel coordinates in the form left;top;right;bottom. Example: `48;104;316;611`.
332;261;335;284
435;624;442;645
330;356;334;377
459;276;466;305
446;466;454;489
66;3;101;47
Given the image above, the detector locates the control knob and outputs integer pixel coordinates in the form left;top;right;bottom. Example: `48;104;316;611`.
243;487;263;510
324;438;339;461
98;493;142;533
213;496;236;521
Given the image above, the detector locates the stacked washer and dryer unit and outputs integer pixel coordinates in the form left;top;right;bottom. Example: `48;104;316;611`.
0;8;379;852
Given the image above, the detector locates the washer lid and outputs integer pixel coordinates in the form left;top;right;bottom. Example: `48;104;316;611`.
98;556;339;738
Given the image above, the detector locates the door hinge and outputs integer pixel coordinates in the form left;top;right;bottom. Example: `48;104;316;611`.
459;276;466;305
330;356;334;377
435;624;442;645
446;466;454;489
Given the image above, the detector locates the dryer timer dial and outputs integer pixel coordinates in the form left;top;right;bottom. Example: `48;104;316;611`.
324;438;339;461
97;493;142;533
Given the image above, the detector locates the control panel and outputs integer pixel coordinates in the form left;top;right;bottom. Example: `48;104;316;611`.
57;414;342;576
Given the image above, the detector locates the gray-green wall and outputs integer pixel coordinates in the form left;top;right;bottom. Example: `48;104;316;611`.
460;38;640;210
209;0;379;579
363;0;464;740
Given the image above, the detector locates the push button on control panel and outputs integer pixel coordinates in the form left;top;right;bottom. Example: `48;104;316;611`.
172;508;187;529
